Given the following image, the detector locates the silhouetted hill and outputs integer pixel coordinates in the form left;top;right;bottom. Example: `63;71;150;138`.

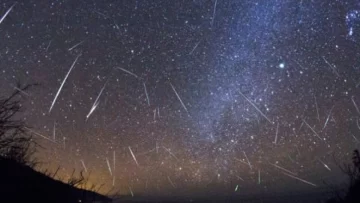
0;157;112;203
112;190;334;203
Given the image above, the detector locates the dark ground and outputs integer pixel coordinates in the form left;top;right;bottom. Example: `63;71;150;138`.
0;157;112;203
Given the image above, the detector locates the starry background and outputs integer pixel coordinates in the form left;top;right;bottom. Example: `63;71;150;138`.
1;0;360;198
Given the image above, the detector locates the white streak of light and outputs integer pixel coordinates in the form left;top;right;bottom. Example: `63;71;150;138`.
273;122;279;144
302;119;322;141
49;54;81;113
0;3;16;24
46;40;52;52
25;127;56;143
113;150;116;173
80;160;88;173
129;186;134;197
85;103;98;121
167;176;176;188
269;162;297;175
238;91;273;124
318;159;331;171
314;95;320;121
352;96;360;114
350;133;359;143
170;83;189;115
106;157;112;176
189;41;201;55
323;106;334;130
322;56;340;77
210;0;217;26
117;67;139;78
235;158;252;169
282;172;317;187
129;146;139;166
86;81;107;120
299;120;305;131
53;121;56;141
143;83;150;106
13;86;29;96
236;176;244;181
68;40;85;51
163;147;179;161
243;151;252;170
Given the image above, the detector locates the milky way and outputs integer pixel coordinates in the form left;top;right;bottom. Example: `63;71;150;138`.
1;0;360;197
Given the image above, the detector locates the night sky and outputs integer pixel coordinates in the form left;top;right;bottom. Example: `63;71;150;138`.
1;0;360;197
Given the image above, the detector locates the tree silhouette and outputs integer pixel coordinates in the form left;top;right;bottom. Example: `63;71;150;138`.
342;149;360;202
0;83;37;165
327;149;360;203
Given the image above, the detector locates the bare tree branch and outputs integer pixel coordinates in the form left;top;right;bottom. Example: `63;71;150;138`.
0;83;39;166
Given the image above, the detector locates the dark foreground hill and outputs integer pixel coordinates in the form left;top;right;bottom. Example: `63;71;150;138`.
0;157;112;203
112;191;334;203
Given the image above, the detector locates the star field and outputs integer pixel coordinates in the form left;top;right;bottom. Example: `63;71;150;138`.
1;0;360;197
